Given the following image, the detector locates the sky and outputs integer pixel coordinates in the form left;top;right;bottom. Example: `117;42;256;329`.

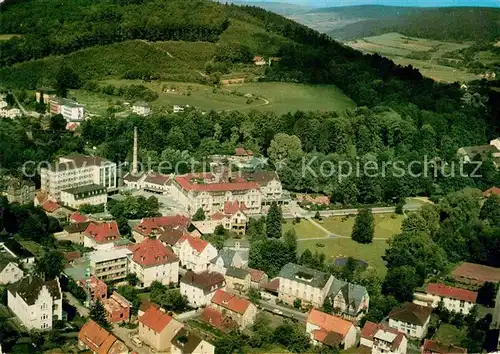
241;0;500;7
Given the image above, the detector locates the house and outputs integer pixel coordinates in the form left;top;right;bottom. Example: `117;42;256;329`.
78;275;107;302
89;248;132;282
306;308;357;350
483;187;500;198
1;177;35;205
325;278;370;321
223;239;250;252
0;239;35;266
278;263;334;308
78;320;129;354
171;328;215;354
225;267;251;294
234;147;254;160
0;107;21;119
49;98;85;122
253;56;266;66
40;153;117;200
248;268;268;289
180;271;226;307
132;102;151;116
83;221;121;250
422;339;467;354
69;211;89;223
210;289;258;329
103;291;131;323
388;302;432;339
138;300;160;317
360;321;407;354
60;184;107;209
7;276;62;330
128;238;179;287
201;307;238;333
457;138;500;168
55;221;90;244
452;262;500;287
413;283;477;315
178;235;217;273
63;251;82;265
210;249;248;274
138;306;183;352
0;257;23;284
35;88;56;104
173;105;185;113
208;201;248;235
142;172;171;194
132;215;190;243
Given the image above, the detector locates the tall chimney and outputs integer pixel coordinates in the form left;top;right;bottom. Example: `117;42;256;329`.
132;126;138;174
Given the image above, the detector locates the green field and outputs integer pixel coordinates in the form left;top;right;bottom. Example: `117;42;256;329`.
0;34;21;40
434;323;467;346
283;219;327;239
322;213;404;239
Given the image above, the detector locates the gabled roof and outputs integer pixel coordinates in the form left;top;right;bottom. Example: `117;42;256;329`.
361;321;406;351
3;239;34;259
139;306;173;333
313;329;344;347
158;228;186;246
307;308;354;338
210;212;227;221
171;328;206;354
422;339;467;354
134;215;190;237
128;238;178;267
262;278;280;293
279;263;330;289
388;302;432;326
327;278;368;316
235;147;253;156
70;211;89;223
78;320;128;354
248;268;267;283
223;200;247;215
226;266;250;280
41;200;60;213
211;289;251;315
64;221;90;234
144;172;170;186
0;257;17;273
180;271;225;293
180;234;210;253
201;307;238;333
84;221;120;244
9;276;61;305
483;187;500;197
452;262;500;284
425;283;477;303
210;249;238;267
175;173;260;193
63;251;81;263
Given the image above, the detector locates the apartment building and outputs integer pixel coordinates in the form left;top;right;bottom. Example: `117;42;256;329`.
60;184;107;209
40;153;116;200
7;276;62;331
413;283;477;315
49;98;84;122
89;248;131;282
83;221;121;250
1;177;35;205
388;302;432;340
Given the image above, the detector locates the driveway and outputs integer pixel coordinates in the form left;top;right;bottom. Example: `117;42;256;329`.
64;292;89;317
112;325;154;354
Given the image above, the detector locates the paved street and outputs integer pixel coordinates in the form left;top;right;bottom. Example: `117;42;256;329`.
64;292;89;317
258;299;308;322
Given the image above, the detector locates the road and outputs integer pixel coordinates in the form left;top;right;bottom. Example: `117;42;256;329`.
64;291;89;317
259;299;308;322
10;90;40;118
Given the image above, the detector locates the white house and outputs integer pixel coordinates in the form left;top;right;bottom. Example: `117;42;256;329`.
60;184;107;209
413;283;477;315
132;102;151;116
0;108;21;119
8;276;62;330
210;249;248;275
0;258;23;284
177;235;217;273
327;278;370;320
306;308;357;350
49;98;84;122
180;270;226;307
388;302;432;340
171;328;214;354
128;238;179;288
361;321;407;354
173;105;185;113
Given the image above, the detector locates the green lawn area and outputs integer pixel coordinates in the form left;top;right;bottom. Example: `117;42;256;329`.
283;219;327;239
0;34;22;40
137;292;151;302
321;213;404;239
70;89;124;116
434;323;467;346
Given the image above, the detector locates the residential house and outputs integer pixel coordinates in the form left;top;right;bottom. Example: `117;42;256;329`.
132;215;190;243
253;56;266;66
89;248;132;282
225;267;251;294
103;291;131;323
49;98;84;122
201;307;238;333
34;192;62;216
180;271;226;307
60;184;107;209
173;105;185;113
483;186;500;198
138;306;183;352
0;239;35;266
0;258;23;284
83;221;121;250
452;262;500;287
40;153;117;200
143;172;171;194
55;221;90;245
248;268;268;289
78;275;107;302
457;138;500;168
223;239;250;252
209;289;258;329
0;107;21;119
132;102;151;116
210;249;248;275
233;147;254;161
422;339;467;354
360;321;407;354
78;320;129;354
306;308;357;350
388;302;432;339
325;278;370;321
69;211;89;223
63;251;81;265
208;201;248;235
1;177;35;205
7;276;62;330
128;238;179;287
278;263;334;308
413;283;477;315
171;327;215;354
241;170;287;206
178;235;217;273
138;301;160;317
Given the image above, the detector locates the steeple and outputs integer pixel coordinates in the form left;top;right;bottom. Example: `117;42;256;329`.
132;126;138;174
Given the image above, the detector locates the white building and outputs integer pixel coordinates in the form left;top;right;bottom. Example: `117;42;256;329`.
40;153;117;200
306;308;357;350
128;238;179;288
89;248;132;282
210;249;248;275
361;321;407;354
0;108;21;119
388;302;432;340
180;270;226;307
171;328;214;354
60;184;107;209
0;259;23;284
49;98;84;122
413;283;477;315
7;276;62;330
177;235;218;273
132;102;151;116
173;105;184;113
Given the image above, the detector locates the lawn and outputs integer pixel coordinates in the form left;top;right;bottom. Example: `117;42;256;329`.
434;323;467;346
321;213;404;239
0;34;22;40
70;89;123;116
297;238;390;276
283;219;327;239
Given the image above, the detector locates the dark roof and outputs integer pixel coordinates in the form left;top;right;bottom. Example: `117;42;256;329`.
226;267;250;280
327;279;368;316
123;172;144;182
423;339;467;354
64;221;91;233
170;328;203;354
323;331;344;347
158;228;185;246
241;170;279;185
61;184;106;198
3;239;34;259
279;263;330;288
180;271;225;294
0;256;13;272
388;302;432;326
9;276;61;305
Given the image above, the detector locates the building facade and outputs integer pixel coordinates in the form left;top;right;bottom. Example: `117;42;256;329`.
83;221;121;250
1;177;35;205
0;259;23;284
89;248;131;282
306;309;357;350
361;321;407;354
413;283;477;315
178;235;218;273
103;291;131;323
388;302;432;340
138;306;183;352
210;289;258;329
49;98;84;122
180;271;226;308
60;184;107;209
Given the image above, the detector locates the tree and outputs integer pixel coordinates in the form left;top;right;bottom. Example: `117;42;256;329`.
293;298;302;309
314;211;322;220
249;239;295;277
248;287;261;304
322;296;333;314
266;202;282;238
126;273;139;286
55;66;82;98
50;114;66;132
395;200;404;215
267;133;302;165
480;195;500;227
283;229;297;259
351;208;374;244
89;301;110;329
382;265;420;302
341;257;359;282
117;216;131;236
477;282;497;307
35;251;64;280
192;207;206;221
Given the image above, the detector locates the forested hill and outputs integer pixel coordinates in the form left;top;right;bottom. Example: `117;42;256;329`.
311;5;422;18
328;7;500;41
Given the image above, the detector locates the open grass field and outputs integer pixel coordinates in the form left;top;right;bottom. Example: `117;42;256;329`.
391;57;478;83
283;219;327;239
434;323;467;346
0;34;21;40
322;213;404;239
70;89;124;116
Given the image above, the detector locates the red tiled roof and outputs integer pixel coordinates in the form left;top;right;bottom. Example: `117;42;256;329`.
64;251;81;262
78;320;124;354
426;283;478;303
483;187;500;197
262;278;279;293
180;234;209;253
423;339;467;354
144;172;170;186
128;238;178;267
235;147;253;156
175;174;259;193
42;200;60;213
139;306;173;333
452;262;500;285
211;289;250;315
70;211;89;223
134;215;190;237
248;268;266;283
210;212;227;221
201;307;238;332
84;221;120;244
223;201;247;215
307;308;354;338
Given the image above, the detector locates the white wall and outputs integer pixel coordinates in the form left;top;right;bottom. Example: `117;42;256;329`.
180;282;218;307
388;317;428;340
0;263;23;284
131;260;179;288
